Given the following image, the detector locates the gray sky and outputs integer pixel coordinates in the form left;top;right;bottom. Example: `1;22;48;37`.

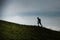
1;0;60;31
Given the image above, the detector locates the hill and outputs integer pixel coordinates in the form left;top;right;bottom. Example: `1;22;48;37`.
0;20;60;40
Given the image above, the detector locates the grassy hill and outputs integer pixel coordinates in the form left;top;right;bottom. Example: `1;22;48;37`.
0;20;60;40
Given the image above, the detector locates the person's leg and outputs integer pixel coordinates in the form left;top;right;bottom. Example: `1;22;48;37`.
38;23;39;27
40;22;42;27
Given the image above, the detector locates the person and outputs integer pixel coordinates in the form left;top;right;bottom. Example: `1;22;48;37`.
37;17;42;27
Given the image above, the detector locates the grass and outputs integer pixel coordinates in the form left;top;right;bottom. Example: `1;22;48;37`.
0;20;60;40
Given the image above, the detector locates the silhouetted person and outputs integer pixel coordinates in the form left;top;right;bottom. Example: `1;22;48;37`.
37;17;42;27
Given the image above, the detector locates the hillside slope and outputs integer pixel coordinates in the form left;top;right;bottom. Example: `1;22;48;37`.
0;20;60;40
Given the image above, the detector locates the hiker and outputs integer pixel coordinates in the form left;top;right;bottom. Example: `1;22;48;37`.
37;17;42;27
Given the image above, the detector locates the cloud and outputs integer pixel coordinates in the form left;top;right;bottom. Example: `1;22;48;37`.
18;11;60;17
2;0;60;17
16;0;60;11
2;16;37;25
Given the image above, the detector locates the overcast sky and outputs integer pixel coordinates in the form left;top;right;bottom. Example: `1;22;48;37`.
1;0;60;31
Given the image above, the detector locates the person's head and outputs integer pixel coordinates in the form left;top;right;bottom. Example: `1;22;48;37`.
37;17;39;19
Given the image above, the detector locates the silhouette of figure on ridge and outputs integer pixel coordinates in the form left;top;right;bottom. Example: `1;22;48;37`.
37;17;43;27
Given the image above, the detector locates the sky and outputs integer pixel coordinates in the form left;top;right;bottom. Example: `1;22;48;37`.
1;0;60;31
